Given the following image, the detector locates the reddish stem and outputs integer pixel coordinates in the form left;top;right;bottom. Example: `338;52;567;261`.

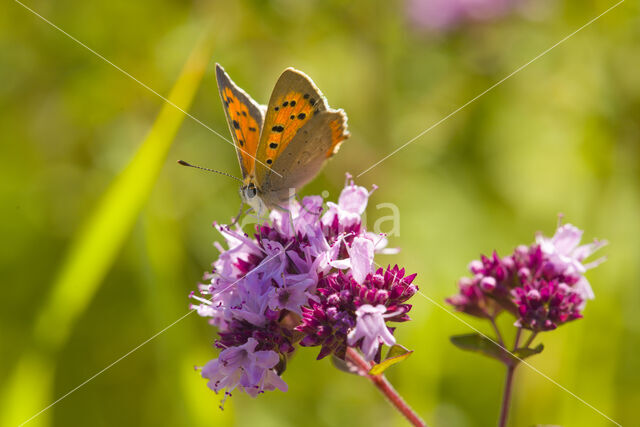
498;365;516;427
345;347;426;427
498;327;522;427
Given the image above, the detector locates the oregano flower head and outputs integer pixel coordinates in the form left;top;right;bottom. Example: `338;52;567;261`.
190;176;417;405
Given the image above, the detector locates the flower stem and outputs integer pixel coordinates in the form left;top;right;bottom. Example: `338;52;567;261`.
498;364;516;427
497;328;522;427
522;331;538;349
513;327;522;350
345;347;426;427
490;317;504;347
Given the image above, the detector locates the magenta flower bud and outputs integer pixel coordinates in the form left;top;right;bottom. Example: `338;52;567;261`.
539;286;551;301
469;260;484;274
374;289;390;305
327;293;341;305
459;277;473;287
517;267;530;282
480;276;497;291
371;273;385;287
502;256;515;270
526;289;541;301
515;245;529;257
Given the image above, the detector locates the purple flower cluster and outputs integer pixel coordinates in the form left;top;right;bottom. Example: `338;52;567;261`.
298;265;416;360
447;222;606;331
406;0;522;32
191;176;417;402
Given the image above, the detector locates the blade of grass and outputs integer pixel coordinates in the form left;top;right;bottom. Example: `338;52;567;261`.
141;208;235;426
1;33;214;427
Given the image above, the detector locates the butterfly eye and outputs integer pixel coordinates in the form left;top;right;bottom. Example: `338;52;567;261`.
244;184;258;199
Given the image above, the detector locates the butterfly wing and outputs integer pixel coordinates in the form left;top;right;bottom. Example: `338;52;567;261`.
254;68;349;205
215;64;265;178
254;68;330;181
260;110;349;207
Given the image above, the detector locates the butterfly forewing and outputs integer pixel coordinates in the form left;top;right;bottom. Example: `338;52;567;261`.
254;68;331;182
215;64;265;178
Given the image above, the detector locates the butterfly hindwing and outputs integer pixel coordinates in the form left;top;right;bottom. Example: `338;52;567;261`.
260;109;349;206
215;64;265;178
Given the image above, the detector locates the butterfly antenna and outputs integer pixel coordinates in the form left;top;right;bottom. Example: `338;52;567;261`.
177;160;243;183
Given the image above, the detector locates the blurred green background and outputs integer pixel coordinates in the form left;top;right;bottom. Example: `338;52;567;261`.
1;0;638;426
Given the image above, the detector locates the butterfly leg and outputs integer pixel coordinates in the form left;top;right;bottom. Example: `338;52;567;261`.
231;203;246;226
287;207;295;234
271;202;297;237
232;205;257;227
240;208;270;229
292;191;322;225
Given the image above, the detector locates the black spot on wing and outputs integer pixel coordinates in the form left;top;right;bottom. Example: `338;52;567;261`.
272;125;284;132
233;120;240;129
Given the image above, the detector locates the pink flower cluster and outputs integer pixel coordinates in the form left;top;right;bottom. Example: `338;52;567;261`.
190;177;417;402
447;223;606;331
406;0;521;32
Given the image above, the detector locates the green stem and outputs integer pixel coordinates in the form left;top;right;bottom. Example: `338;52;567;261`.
522;331;538;349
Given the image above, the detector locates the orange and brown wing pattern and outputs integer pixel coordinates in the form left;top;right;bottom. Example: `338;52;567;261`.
259;110;350;207
216;64;265;177
327;112;349;157
255;68;329;172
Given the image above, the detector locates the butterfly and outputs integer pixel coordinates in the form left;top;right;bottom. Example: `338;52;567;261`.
215;63;349;217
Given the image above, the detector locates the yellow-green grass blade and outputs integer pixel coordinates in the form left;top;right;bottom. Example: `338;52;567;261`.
1;34;214;427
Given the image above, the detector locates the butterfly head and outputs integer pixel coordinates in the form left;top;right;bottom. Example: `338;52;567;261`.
240;180;268;217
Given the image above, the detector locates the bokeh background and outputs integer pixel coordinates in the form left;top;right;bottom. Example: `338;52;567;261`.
1;0;639;426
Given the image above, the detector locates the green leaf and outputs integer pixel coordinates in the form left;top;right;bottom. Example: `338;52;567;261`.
450;333;512;365
332;355;360;375
386;344;411;359
368;345;414;376
514;343;544;359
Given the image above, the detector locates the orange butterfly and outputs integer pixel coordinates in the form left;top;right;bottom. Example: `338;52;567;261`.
214;64;349;217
